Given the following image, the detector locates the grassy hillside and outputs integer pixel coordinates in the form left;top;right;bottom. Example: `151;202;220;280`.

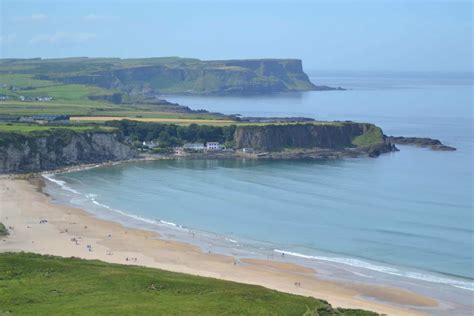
0;253;377;316
0;57;322;96
351;125;385;147
0;70;231;120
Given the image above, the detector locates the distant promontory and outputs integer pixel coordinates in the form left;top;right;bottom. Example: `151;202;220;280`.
3;57;341;96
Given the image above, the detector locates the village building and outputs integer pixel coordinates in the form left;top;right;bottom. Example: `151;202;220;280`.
183;143;205;151
35;96;53;102
206;142;225;151
142;140;159;148
174;147;185;156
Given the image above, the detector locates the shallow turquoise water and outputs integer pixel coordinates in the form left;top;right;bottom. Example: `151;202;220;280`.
48;72;473;294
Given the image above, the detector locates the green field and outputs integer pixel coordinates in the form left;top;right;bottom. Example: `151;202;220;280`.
0;123;112;134
0;71;229;120
0;253;377;316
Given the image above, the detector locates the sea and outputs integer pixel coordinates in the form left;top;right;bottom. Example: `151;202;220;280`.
44;70;473;314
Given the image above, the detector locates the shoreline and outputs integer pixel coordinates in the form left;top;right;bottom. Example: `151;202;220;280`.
0;175;445;316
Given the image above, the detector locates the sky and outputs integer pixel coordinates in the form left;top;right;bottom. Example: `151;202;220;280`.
0;0;472;72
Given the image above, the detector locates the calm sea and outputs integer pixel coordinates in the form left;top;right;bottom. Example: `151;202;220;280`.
45;71;473;310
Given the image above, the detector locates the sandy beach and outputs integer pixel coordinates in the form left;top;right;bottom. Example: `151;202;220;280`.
0;176;440;316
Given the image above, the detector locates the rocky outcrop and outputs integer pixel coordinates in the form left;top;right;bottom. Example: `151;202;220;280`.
234;122;394;157
388;136;456;151
0;130;137;174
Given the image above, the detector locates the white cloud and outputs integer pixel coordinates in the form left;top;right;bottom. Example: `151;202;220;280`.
0;34;17;45
14;13;47;22
30;32;97;44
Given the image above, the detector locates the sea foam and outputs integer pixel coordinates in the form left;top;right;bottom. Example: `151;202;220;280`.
43;174;81;195
274;249;474;291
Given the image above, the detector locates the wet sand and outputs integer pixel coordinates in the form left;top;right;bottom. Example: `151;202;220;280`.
0;177;439;316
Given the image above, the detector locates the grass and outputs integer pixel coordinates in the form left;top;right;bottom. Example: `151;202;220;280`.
0;252;378;316
14;84;113;101
71;116;238;126
0;223;8;236
352;126;384;147
0;74;56;88
0;72;224;120
0;123;113;134
1;57;316;96
72;116;345;127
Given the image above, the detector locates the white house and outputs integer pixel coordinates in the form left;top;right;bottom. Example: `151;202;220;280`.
142;140;158;148
183;143;205;151
206;142;226;151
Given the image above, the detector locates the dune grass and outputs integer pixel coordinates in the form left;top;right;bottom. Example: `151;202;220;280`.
0;252;378;316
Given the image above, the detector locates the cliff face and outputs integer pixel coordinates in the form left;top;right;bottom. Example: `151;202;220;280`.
54;58;326;95
234;123;393;154
0;131;137;174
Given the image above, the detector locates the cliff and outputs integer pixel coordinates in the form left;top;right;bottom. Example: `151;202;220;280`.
0;130;137;174
4;57;336;95
0;121;395;174
234;122;394;157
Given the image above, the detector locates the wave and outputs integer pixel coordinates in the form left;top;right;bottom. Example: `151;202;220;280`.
89;198;161;226
274;249;474;291
43;174;81;195
45;174;184;229
159;220;181;228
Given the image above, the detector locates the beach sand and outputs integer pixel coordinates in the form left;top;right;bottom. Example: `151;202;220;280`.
0;177;439;316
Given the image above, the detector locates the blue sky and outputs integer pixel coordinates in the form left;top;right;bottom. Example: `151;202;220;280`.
0;0;472;71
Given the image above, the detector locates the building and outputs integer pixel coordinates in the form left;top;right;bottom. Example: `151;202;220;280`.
174;147;185;156
142;140;158;148
206;142;226;151
19;115;70;125
183;143;205;151
35;96;53;102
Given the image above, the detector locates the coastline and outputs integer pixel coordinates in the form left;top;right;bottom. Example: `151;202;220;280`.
0;175;441;316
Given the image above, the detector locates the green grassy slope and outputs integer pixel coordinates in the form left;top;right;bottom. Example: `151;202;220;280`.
0;253;378;316
0;57;319;96
351;125;385;147
0;72;231;119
